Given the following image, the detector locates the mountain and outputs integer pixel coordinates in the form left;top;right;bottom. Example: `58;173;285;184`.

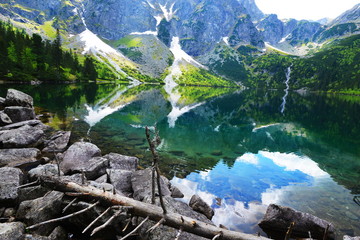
0;0;359;91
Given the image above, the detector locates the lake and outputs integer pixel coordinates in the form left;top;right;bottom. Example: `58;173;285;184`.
1;82;360;239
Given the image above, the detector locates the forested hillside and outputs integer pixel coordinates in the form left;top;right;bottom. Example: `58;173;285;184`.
249;34;360;93
0;21;117;82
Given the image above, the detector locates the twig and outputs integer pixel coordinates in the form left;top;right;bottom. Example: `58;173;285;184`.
26;201;99;230
323;224;330;240
62;197;78;213
284;222;295;240
120;216;149;240
308;231;313;239
91;210;122;236
151;166;156;204
146;217;165;233
65;192;90;197
212;232;223;240
17;178;39;189
174;227;183;240
82;207;111;233
122;218;132;232
353;196;360;206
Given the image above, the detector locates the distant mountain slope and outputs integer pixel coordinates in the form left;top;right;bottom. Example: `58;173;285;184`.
331;3;360;25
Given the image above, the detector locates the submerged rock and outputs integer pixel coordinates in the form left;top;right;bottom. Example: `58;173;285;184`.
60;142;101;174
4;106;36;123
5;89;33;108
259;204;335;240
189;194;214;220
0;222;26;240
0;167;24;206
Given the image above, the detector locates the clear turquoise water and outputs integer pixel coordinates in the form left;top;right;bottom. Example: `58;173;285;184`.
1;82;360;239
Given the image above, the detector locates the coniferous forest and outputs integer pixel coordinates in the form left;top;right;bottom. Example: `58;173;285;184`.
0;21;116;82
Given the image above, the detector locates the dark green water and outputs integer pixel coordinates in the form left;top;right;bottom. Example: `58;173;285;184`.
1;82;360;238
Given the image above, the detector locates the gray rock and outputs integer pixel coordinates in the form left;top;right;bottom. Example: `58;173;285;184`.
83;157;109;180
0;148;41;168
3;208;16;218
60;173;85;185
0;124;46;148
0;167;23;206
16;191;64;235
189;194;214;220
19;186;49;203
0;111;12;126
344;236;360;240
95;174;108;183
258;204;335;240
28;164;63;180
60;142;101;174
89;181;115;193
5;89;33;108
42;131;71;153
170;186;184;198
0;97;5;110
0;120;42;131
4;106;36;123
108;169;133;196
0;222;26;240
104;152;138;171
138;195;211;240
131;168;171;201
48;226;67;240
24;234;49;240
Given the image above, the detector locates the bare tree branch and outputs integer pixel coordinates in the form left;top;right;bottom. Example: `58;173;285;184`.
26;201;99;230
120;216;150;240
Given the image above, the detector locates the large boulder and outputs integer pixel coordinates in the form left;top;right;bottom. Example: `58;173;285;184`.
60;142;101;174
103;153;138;171
138;196;211;240
0;111;12;126
5;89;33;108
16;191;64;235
0;222;26;240
0;120;42;131
28;164;63;180
259;204;335;240
108;169;133;196
189;194;214;220
0;124;47;148
131;168;171;201
4;106;36;123
42;131;71;153
0;167;24;206
81;157;109;180
18;186;49;203
0;148;41;168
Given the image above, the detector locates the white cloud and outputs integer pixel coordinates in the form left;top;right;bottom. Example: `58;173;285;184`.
255;0;359;20
260;151;329;178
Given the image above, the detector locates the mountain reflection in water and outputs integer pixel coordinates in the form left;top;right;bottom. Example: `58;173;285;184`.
1;82;359;239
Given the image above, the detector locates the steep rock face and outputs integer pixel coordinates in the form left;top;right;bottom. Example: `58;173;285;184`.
287;21;322;45
237;0;264;21
331;3;360;25
256;14;284;44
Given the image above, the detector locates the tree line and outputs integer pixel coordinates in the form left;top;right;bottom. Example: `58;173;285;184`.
0;20;101;82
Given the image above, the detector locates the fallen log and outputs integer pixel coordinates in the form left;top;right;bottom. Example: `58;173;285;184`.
40;176;271;240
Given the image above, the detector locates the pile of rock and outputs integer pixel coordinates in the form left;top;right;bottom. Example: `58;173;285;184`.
0;89;214;240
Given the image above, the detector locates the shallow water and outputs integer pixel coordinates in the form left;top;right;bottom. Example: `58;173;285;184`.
1;83;360;239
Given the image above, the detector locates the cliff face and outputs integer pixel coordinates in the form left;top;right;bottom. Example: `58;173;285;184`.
331;3;360;25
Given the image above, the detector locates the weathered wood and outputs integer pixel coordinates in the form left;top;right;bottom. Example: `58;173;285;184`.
40;176;271;240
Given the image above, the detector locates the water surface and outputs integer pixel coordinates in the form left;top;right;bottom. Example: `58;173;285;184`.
1;82;359;239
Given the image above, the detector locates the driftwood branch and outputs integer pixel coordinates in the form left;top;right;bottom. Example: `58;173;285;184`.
120;216;150;240
91;210;122;236
284;222;295;240
39;176;271;240
26;200;99;230
62;197;78;213
145;126;167;214
146;217;165;233
83;206;111;233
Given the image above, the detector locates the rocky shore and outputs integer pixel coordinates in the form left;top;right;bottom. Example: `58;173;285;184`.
0;89;357;240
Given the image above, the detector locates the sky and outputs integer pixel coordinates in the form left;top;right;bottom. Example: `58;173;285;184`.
255;0;360;21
